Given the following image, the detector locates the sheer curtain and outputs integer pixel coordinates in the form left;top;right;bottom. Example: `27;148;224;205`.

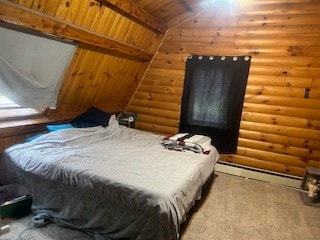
0;24;76;109
179;55;251;153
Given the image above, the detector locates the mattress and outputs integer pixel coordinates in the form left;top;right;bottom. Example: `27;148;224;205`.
0;115;219;239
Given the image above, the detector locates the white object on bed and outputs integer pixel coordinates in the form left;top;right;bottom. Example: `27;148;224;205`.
0;115;219;240
184;134;212;152
167;133;212;153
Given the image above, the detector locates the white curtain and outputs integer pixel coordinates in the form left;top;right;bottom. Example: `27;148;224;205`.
0;25;76;109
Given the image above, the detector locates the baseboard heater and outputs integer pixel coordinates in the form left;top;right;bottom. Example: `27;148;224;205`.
214;161;302;189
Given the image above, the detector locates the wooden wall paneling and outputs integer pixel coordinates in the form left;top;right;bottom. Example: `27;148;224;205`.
130;98;180;112
142;75;184;88
248;75;320;88
118;61;150;109
137;83;183;96
56;47;93;113
239;129;320;151
251;56;320;68
17;0;33;8
89;55;123;111
127;0;320;177
137;114;180;128
107;61;142;107
184;11;320;27
236;146;319;169
135;121;177;135
62;0;82;23
85;55;119;110
220;154;305;176
72;48;105;111
56;47;88;113
54;0;71;20
1;136;23;153
29;0;47;12
244;2;320;15
0;121;50;153
241;111;320;130
0;129;50;153
127;105;180;120
0;138;5;153
251;0;313;5
95;58;143;111
238;138;320;163
86;2;106;30
249;65;320;78
71;0;92;26
245;85;320;98
169;25;320;38
238;13;320;27
243;102;320;120
43;0;60;16
133;91;182;104
240;121;320;141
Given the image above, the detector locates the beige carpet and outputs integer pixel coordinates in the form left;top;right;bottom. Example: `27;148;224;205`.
1;172;319;240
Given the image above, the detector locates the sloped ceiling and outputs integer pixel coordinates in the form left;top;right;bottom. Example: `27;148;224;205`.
131;0;215;28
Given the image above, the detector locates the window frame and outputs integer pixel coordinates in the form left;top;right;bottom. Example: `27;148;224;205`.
0;94;44;122
179;55;251;153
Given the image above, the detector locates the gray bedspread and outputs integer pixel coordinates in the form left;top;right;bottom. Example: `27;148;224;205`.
0;115;219;240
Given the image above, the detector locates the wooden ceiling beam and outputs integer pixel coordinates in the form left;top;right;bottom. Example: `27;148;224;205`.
98;0;167;34
178;0;196;13
177;0;219;14
0;0;153;62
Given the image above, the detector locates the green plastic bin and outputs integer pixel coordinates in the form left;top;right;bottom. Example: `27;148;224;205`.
0;183;32;219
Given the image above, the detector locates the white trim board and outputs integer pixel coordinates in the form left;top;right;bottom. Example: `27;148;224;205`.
214;162;302;189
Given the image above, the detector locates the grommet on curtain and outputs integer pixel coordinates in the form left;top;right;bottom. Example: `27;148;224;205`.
209;56;214;60
233;56;238;61
221;56;225;60
188;55;193;59
244;56;250;61
198;56;203;60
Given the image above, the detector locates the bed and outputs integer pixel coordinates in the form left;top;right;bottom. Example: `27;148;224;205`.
0;115;219;240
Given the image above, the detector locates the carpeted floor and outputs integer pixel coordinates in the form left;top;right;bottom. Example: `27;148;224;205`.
1;172;319;240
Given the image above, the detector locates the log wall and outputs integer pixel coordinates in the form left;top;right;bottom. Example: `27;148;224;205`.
127;0;320;177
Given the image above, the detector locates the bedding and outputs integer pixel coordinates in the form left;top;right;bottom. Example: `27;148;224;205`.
0;115;219;240
71;107;111;128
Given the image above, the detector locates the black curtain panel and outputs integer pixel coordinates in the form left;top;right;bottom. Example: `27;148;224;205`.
179;55;251;153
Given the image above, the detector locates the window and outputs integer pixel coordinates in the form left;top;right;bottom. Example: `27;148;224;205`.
0;94;42;121
179;55;251;153
0;22;76;110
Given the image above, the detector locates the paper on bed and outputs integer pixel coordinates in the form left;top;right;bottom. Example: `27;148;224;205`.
166;133;212;153
184;135;212;152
